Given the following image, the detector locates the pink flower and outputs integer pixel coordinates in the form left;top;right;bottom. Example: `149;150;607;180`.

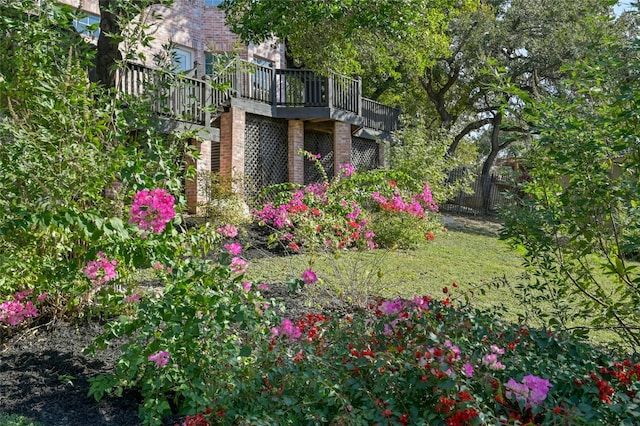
224;242;243;255
129;188;175;234
380;298;403;315
258;282;270;291
83;252;118;286
0;300;38;326
462;362;474;378
482;353;505;370
242;282;252;292
217;224;238;238
340;163;355;177
271;319;302;341
490;345;505;355
505;375;552;409
230;257;248;274
124;294;140;304
301;269;318;285
37;292;48;302
148;350;170;367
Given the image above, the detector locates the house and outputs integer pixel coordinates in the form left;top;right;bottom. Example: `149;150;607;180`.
59;0;400;214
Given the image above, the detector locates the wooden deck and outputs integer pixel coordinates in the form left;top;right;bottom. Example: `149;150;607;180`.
117;61;400;136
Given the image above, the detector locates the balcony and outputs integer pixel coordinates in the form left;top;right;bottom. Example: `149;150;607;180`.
117;61;400;137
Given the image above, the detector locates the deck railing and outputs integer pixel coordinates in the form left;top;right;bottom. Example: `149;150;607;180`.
116;61;400;133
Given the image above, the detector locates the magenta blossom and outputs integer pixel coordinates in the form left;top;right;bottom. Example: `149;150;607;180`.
217;224;238;238
301;269;318;285
462;362;474;378
230;257;248;274
129;188;175;234
224;242;243;255
148;350;170;367
505;375;553;409
340;163;355;177
271;318;302;341
0;300;38;326
83;252;118;286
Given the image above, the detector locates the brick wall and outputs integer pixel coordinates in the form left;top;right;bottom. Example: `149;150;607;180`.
58;0;283;74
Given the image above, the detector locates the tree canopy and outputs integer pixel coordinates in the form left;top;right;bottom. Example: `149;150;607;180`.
220;0;478;76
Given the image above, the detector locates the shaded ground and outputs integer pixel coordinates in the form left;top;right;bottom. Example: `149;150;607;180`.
0;320;147;426
0;215;500;426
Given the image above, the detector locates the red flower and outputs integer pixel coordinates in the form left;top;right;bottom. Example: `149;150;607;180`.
426;232;435;241
382;409;393;418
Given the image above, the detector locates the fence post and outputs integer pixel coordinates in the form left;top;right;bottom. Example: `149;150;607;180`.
203;75;212;128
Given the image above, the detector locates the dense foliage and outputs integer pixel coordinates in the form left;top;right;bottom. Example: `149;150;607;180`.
0;2;192;320
502;36;640;351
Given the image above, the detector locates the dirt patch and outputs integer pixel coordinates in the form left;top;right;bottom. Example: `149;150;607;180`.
441;214;503;237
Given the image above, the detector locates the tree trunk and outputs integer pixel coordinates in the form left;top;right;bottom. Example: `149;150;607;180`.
95;0;123;89
480;112;502;215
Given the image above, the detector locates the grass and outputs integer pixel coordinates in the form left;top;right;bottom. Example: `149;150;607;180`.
246;220;640;346
246;224;531;316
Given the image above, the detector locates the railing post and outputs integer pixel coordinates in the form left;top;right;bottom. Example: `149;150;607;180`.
326;75;334;109
357;76;362;116
203;75;212;128
272;68;278;107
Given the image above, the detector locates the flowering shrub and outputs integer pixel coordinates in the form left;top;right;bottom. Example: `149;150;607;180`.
86;195;286;425
254;152;441;251
176;292;640;426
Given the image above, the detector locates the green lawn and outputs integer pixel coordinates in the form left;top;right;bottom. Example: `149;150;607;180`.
246;225;531;316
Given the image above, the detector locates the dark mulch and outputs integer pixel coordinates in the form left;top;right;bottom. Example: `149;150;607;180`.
0;320;148;426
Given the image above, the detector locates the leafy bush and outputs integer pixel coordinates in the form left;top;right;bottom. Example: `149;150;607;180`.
196;171;252;227
176;292;640;425
254;151;441;251
501;37;640;351
0;2;192;319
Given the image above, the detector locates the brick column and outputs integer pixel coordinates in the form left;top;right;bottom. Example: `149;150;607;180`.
219;107;246;193
185;138;212;215
379;140;390;168
333;121;352;177
288;120;305;184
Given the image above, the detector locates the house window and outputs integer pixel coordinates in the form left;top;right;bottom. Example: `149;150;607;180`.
204;0;223;7
205;52;220;75
252;57;274;100
73;13;100;39
172;47;194;72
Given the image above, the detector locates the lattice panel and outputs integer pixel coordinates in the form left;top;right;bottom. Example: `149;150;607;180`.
352;137;380;171
304;131;334;184
244;115;288;200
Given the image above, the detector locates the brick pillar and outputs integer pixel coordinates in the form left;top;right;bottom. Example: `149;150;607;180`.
288;120;305;184
185;139;212;215
219;107;246;193
379;140;390;168
333;121;352;177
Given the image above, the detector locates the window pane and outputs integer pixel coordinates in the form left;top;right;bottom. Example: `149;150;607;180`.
204;0;223;6
73;14;100;39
